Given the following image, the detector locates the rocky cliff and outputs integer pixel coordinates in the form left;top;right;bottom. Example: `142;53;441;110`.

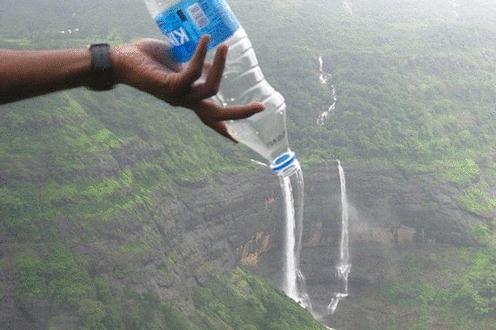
236;162;488;329
0;166;282;328
0;135;490;329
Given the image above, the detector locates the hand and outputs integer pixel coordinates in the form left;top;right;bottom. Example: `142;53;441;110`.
111;36;265;142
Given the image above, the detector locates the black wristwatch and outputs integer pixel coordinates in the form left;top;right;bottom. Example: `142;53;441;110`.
88;43;115;91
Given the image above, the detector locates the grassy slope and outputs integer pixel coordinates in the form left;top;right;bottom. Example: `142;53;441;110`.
375;229;496;329
14;258;324;329
193;269;323;330
1;0;496;328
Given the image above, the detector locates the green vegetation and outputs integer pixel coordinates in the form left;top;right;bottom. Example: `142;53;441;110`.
1;0;496;328
459;187;496;215
14;261;322;329
194;269;323;330
451;250;496;316
15;248;196;329
379;228;496;329
452;224;496;318
15;245;92;310
488;163;496;178
434;158;480;186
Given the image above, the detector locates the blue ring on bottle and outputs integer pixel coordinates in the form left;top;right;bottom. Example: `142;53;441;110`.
275;153;291;165
271;152;296;174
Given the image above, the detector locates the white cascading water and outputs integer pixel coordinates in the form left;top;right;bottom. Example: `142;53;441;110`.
280;166;312;309
328;160;352;314
317;55;338;126
316;56;352;315
281;175;298;298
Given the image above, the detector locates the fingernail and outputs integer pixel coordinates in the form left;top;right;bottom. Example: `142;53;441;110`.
219;45;229;57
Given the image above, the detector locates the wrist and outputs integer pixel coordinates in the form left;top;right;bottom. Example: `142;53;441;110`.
110;45;127;86
88;43;115;91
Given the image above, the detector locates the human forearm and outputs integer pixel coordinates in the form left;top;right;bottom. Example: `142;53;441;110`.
0;39;264;141
0;48;92;105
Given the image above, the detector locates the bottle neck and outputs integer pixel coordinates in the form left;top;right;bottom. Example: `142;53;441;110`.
271;151;300;177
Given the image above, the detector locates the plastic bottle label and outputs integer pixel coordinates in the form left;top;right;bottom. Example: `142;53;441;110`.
155;0;240;63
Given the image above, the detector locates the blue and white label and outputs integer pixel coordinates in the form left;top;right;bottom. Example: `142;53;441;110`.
155;0;240;63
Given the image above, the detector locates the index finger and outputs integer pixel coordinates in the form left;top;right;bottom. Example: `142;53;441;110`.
196;101;265;121
176;36;210;89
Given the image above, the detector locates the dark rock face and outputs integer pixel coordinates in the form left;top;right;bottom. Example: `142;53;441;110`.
0;163;484;328
293;163;483;328
234;162;484;328
0;169;285;328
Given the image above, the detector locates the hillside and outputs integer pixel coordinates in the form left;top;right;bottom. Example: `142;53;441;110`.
1;0;496;329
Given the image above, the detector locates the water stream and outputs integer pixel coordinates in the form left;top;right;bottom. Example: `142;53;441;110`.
317;55;352;315
317;55;337;126
328;160;352;314
281;175;298;298
280;164;312;309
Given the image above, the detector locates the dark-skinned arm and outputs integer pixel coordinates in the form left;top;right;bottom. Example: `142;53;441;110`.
0;36;264;141
0;48;91;104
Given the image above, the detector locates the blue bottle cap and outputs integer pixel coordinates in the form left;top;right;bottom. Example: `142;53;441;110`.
271;151;297;175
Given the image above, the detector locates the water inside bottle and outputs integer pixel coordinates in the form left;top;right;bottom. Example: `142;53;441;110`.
214;29;291;163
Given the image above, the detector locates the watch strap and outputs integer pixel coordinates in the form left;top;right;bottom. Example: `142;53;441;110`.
88;43;115;91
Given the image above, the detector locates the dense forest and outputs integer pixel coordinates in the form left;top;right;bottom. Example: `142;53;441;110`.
1;0;496;329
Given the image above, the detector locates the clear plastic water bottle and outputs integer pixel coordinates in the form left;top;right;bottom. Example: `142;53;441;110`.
145;0;299;177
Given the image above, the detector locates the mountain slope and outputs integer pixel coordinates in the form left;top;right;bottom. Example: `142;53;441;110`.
1;0;496;329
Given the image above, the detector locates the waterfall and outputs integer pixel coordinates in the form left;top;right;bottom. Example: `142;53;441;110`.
317;55;338;126
280;164;312;309
319;55;330;84
316;57;352;316
328;160;352;314
281;175;298;299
